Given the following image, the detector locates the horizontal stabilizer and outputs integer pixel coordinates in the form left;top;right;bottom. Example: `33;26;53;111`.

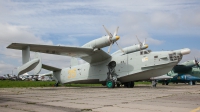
42;64;61;71
39;71;53;77
18;58;39;75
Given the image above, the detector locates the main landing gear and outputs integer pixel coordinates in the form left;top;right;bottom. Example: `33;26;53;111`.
189;81;196;85
106;61;121;88
105;61;135;88
152;80;157;87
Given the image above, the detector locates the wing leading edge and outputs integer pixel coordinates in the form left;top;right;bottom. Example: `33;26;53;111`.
7;43;111;64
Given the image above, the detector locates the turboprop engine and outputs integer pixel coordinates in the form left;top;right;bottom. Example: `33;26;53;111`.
82;35;120;49
112;37;148;55
122;44;148;54
82;25;124;54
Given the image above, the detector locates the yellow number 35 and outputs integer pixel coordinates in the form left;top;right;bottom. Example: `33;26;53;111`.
68;68;77;79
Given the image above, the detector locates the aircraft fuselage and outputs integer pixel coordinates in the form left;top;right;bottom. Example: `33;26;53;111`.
54;50;181;84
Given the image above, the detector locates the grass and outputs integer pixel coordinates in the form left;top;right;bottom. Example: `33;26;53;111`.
135;81;151;85
0;80;151;88
0;80;55;88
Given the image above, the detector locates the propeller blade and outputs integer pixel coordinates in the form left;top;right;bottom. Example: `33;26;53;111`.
136;35;142;45
103;25;113;37
136;35;142;48
194;57;200;68
143;38;146;46
108;42;113;54
116;41;124;53
113;27;119;36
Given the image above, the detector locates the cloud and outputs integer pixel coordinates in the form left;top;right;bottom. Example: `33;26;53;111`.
0;23;71;75
0;61;15;75
150;12;178;29
0;0;200;75
116;12;164;47
0;23;53;45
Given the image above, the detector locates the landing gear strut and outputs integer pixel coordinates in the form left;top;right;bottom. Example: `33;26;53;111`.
189;81;196;85
152;80;157;87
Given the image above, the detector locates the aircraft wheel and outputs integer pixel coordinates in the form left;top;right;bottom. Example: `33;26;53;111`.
124;83;128;87
54;82;59;87
127;81;134;88
166;82;169;85
106;80;115;88
117;84;120;87
192;81;196;85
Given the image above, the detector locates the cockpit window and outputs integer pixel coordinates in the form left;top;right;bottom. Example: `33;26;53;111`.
140;50;150;55
144;51;148;54
140;51;143;55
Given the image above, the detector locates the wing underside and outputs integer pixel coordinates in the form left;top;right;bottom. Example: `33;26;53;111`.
7;43;111;64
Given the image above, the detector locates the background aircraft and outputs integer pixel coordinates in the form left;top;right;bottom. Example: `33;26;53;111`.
155;59;200;85
7;26;190;88
164;74;200;85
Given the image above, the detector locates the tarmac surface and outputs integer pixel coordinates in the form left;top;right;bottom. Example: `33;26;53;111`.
0;84;200;112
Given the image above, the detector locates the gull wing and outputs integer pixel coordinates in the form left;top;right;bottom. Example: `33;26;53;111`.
7;43;111;64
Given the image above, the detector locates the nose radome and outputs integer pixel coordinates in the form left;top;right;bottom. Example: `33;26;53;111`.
181;48;191;55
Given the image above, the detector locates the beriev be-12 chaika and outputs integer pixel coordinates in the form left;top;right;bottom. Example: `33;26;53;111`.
7;26;190;88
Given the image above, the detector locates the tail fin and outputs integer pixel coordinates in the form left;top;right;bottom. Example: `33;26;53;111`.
17;46;42;75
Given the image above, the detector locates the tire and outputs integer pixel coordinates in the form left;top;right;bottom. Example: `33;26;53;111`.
106;80;115;88
124;83;128;87
117;84;120;87
128;81;134;88
54;83;59;87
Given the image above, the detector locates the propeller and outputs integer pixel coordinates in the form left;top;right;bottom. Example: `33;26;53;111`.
136;35;147;50
194;57;200;68
103;25;124;54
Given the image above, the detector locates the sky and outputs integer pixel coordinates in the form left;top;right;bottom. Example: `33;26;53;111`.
0;0;200;75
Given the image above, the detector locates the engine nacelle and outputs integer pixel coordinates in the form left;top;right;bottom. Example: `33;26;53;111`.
82;36;119;49
173;60;195;74
122;44;148;54
112;44;148;55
